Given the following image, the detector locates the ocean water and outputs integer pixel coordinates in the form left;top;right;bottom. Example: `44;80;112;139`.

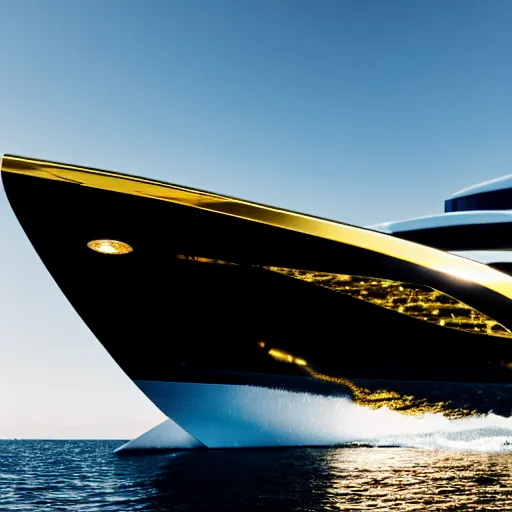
2;439;512;511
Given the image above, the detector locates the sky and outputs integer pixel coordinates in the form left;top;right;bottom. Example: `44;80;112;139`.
0;0;511;439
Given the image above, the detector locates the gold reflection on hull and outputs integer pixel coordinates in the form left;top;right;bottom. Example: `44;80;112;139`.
87;239;133;255
266;266;512;338
304;368;474;418
265;346;474;418
175;254;512;338
267;348;307;366
175;254;237;265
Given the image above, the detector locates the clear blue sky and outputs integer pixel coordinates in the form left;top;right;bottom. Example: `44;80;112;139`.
0;0;511;438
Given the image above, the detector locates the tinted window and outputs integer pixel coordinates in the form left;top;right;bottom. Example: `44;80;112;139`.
445;188;512;212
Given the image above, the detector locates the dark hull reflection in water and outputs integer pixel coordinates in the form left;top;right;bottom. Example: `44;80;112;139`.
3;440;512;511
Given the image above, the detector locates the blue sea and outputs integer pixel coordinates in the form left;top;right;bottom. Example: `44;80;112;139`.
1;440;512;511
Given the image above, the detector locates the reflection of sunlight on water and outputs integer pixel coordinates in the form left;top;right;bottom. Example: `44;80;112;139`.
323;447;512;510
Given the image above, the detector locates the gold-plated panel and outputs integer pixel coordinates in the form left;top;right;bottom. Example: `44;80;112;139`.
265;346;474;418
87;239;133;255
3;155;512;302
175;255;512;337
266;266;512;338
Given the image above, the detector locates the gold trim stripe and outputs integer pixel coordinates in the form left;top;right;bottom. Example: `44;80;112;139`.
3;154;512;300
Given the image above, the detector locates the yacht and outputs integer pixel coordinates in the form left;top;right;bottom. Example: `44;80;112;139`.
3;154;512;450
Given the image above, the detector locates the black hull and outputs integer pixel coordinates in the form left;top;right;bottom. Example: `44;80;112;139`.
3;154;512;421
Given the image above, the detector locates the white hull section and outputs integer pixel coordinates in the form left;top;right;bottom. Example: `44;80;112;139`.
133;380;355;449
119;381;512;453
115;417;205;453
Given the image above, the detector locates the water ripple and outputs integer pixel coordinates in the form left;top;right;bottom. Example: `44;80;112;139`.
1;440;512;511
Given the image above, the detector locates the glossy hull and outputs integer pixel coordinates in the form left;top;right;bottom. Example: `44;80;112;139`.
3;154;512;449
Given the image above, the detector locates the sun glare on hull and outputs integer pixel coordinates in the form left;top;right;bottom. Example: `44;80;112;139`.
87;239;133;255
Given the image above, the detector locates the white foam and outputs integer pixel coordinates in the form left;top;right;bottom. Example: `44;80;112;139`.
332;403;512;452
